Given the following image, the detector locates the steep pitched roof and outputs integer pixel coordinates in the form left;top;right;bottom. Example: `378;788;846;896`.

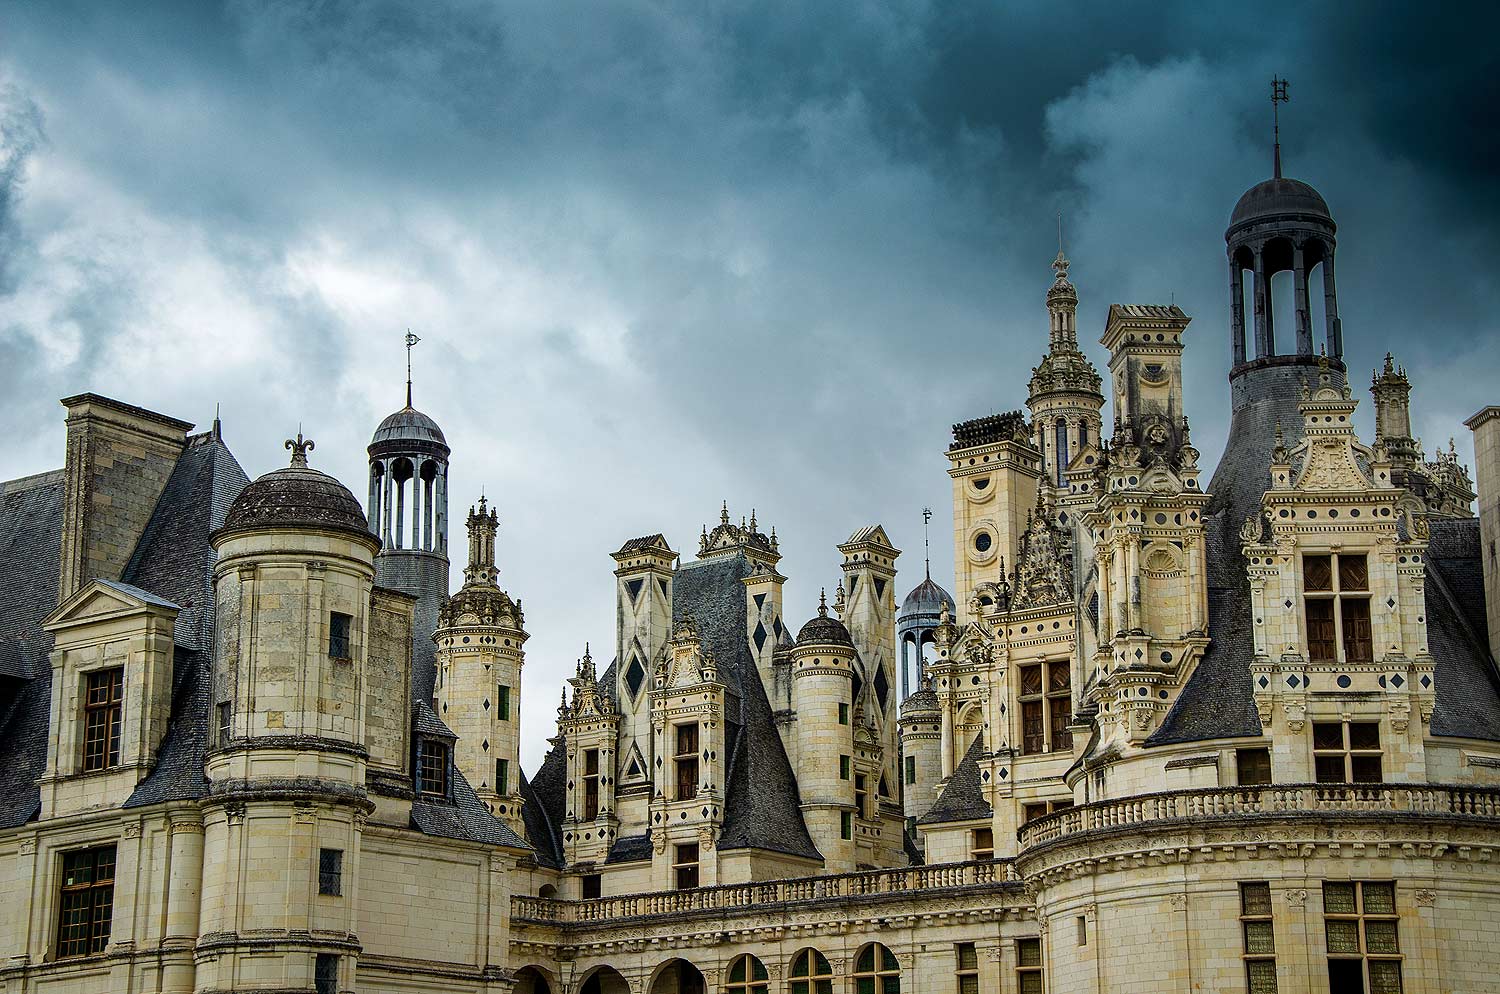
1425;518;1500;741
520;740;567;868
917;733;991;825
675;553;821;861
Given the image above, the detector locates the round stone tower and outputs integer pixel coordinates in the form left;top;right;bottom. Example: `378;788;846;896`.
202;433;380;994
791;591;858;872
896;677;941;831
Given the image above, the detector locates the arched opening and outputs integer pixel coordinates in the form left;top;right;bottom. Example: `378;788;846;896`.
391;457;414;549
648;959;706;994
516;966;557;994
580;966;632;994
1232;245;1256;365
419;458;439;551
789;949;834;994
955;704;983;765
725;955;768;994
537;884;557;899
367;461;384;531
853;944;900;994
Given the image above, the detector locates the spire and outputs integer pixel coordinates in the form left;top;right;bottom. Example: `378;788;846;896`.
404;330;422;408
1271;76;1289;179
464;494;500;588
921;506;932;581
817;587;828;617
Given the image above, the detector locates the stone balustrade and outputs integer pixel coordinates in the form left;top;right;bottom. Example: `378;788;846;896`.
1016;782;1500;850
511;858;1020;924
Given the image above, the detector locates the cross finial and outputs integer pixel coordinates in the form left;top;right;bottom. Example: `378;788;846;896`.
1271;76;1289;178
285;431;315;468
404;330;422;408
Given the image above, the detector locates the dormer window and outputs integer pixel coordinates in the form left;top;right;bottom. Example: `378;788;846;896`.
1303;554;1372;664
582;749;600;819
417;739;450;798
82;669;123;772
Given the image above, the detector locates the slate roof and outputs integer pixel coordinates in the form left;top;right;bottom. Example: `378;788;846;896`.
1151;363;1500;747
917;733;991;825
412;768;529;848
518;551;821;865
520;741;567;868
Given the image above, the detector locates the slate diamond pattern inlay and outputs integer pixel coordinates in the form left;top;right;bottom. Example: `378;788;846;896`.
1287;675;1300;688
1392;674;1404;688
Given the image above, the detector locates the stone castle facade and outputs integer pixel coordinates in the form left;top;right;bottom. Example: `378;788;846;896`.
1;152;1499;994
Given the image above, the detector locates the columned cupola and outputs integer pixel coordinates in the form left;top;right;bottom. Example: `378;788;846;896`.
1027;250;1104;493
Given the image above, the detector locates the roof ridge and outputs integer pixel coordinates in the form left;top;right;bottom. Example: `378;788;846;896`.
0;469;64;495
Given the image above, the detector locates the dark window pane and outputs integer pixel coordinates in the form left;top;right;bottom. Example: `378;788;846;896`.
1323;882;1357;915
1326;958;1364;994
1245;920;1276;955
1017;938;1041;968
328;612;352;658
1351;755;1383;783
1241;882;1273;916
1349;722;1381;751
1314;722;1346;751
1367;959;1403;994
1338;555;1369;592
1238;748;1273;786
1020;665;1043;696
1316;755;1348;783
1022;701;1045;755
1305;555;1333;591
1342;599;1373;662
856;948;874;973
1246;959;1279;994
1362;882;1396;915
318;848;342;896
1325;919;1361;954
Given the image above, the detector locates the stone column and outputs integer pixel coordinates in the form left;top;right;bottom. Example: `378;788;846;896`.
1322;244;1341;359
1252;248;1270;358
1293;243;1312;355
161;818;205;993
1229;263;1246;366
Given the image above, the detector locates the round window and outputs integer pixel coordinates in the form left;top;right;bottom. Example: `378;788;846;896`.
974;532;993;553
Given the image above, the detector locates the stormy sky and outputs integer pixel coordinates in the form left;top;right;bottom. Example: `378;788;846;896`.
2;2;1496;770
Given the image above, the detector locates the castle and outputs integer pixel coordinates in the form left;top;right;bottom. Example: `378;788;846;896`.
1;144;1499;994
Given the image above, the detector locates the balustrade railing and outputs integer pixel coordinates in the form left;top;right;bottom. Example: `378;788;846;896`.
1016;782;1500;850
511;859;1019;924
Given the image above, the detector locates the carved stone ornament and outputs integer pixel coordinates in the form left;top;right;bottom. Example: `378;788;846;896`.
1285;889;1308;909
1415;889;1437;907
1008;490;1074;611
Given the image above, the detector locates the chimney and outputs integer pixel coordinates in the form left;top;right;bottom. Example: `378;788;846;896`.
1465;406;1500;657
58;394;193;601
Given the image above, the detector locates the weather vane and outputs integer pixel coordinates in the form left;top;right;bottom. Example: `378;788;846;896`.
1271;76;1289;178
404;329;421;407
922;506;932;580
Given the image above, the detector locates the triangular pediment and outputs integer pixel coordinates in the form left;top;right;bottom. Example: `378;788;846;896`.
43;579;179;632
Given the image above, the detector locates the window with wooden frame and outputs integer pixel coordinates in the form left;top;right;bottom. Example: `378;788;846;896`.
971;827;994;861
1237;747;1273;786
904;754;916;785
1313;721;1383;784
840;810;853;840
328;611;352;659
496;758;509;794
726;954;769;994
1324;881;1401;994
855;773;869;820
497;684;511;720
1016;937;1043;994
582;748;600;820
955;943;979;994
216;701;232;746
318;848;343;896
82;668;124;772
674;723;699;801
1240;881;1278;993
56;844;116;958
839;702;850;725
417;739;449;798
789;949;834;994
1302;554;1373;664
853;942;900;994
1019;661;1072;754
673;842;699;890
840;754;852;780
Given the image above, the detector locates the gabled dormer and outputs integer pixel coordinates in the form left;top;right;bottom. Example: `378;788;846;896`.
39;579;179;819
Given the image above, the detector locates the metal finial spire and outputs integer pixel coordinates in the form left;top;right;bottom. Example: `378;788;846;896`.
404;330;422;407
1271;76;1289;179
921;506;932;580
818;587;828;617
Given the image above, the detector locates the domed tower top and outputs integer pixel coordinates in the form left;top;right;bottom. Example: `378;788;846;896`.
1225;77;1342;375
218;432;375;545
366;332;452;703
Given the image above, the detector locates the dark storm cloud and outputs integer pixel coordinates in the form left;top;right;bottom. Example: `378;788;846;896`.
1;1;1496;768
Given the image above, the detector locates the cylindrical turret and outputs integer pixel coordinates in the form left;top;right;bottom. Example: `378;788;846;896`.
434;496;528;833
791;592;857;871
201;433;377;994
897;680;942;831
